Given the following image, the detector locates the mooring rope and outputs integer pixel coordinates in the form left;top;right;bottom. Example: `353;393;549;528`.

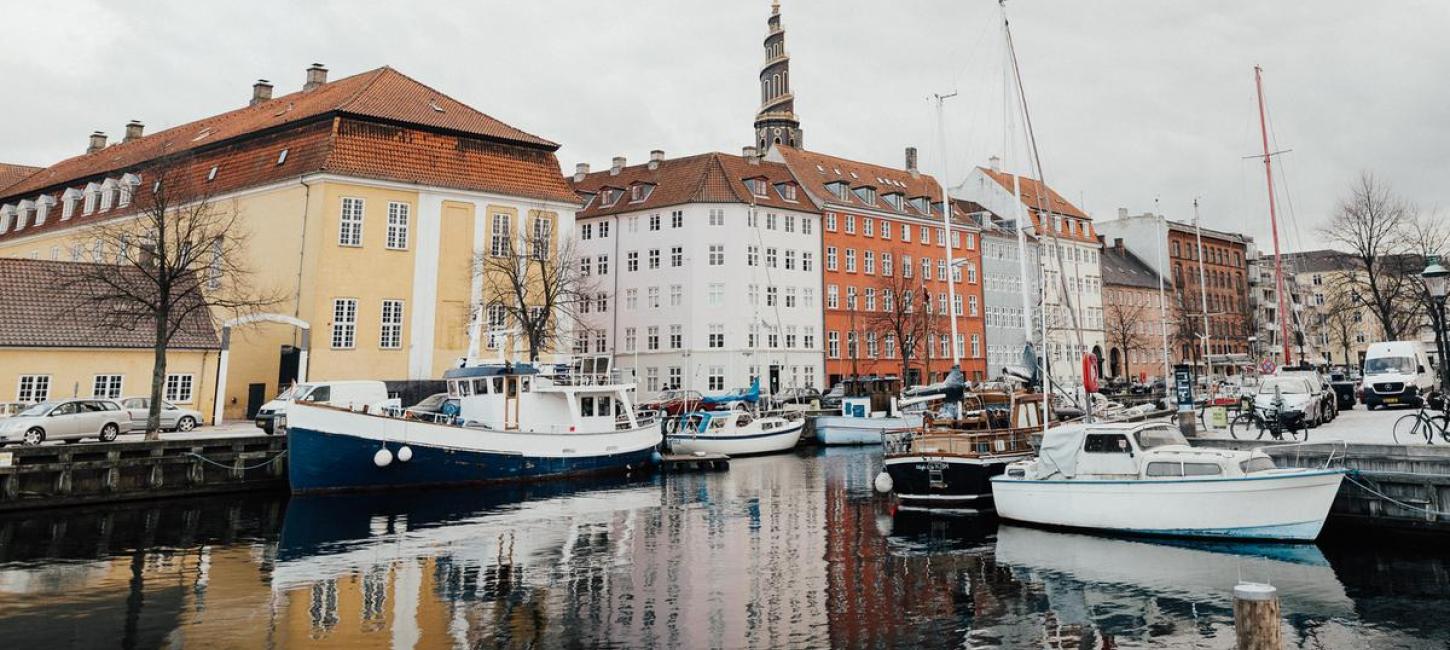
187;449;288;471
1345;472;1450;518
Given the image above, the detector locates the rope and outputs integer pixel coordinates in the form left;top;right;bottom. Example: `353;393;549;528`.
1345;472;1450;518
188;449;288;471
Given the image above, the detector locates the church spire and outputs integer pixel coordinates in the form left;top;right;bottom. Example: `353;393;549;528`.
754;0;802;152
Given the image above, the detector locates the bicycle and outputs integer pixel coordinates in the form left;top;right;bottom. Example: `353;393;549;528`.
1229;401;1307;441
1391;393;1450;444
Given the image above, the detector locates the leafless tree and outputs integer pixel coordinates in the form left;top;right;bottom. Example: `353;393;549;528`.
1173;289;1205;366
1319;172;1417;340
475;228;596;362
1319;285;1362;369
1104;296;1149;381
55;155;279;438
1397;211;1450;375
863;271;930;384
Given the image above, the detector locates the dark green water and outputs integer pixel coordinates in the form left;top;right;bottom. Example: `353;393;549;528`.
1;446;1447;649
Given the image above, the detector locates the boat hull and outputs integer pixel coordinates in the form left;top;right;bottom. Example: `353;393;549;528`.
814;414;921;445
992;469;1346;541
884;452;1032;509
286;404;661;494
667;421;804;456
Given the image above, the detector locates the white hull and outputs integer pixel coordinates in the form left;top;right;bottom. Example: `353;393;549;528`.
814;414;921;445
992;469;1345;541
668;421;804;456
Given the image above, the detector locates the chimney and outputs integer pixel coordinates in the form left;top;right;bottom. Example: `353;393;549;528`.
1113;237;1124;252
123;120;144;142
610;156;626;175
742;145;758;163
648;149;664;170
905;146;919;176
87;131;107;154
1117;207;1128;219
574;163;590;183
988;155;1001;172
251;79;274;106
303;63;328;91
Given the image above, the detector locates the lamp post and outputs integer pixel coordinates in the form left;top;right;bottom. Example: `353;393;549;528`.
1423;256;1450;391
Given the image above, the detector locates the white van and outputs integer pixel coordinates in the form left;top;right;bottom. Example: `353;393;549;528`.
1361;341;1435;409
254;380;397;434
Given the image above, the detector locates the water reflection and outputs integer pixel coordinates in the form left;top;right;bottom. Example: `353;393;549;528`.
0;448;1448;649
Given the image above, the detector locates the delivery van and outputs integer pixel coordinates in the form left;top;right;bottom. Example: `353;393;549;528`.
254;380;397;434
1360;341;1435;409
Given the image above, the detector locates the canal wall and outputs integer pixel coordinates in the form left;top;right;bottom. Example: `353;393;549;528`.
0;435;287;512
1194;439;1450;535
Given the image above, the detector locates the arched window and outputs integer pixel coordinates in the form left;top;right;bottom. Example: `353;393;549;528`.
772;73;781;98
782;70;788;94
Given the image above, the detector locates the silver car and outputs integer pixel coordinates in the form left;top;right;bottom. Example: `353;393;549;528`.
0;399;129;446
120;397;204;432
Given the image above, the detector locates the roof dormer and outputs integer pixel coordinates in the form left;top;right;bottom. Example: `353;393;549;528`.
0;204;13;234
83;182;101;215
852;185;877;206
629;181;655;203
61;188;83;220
826;180;849;200
15;200;34;230
774;181;798;202
599;187;623;208
883;191;904;210
99;178;118;212
910;196;931;214
33;195;55;226
744;176;769;198
119;173;141;207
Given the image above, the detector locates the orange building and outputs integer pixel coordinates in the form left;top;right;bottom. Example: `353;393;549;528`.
768;146;985;387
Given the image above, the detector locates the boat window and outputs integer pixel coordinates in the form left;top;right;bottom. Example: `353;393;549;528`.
1182;462;1224;476
492;377;504;394
472;379;489;394
1083;433;1132;454
597;396;612;417
738;413;753;426
506;378;518;398
457;381;472;397
520;377;531;393
580;395;595;417
1240;456;1276;473
1145;462;1182;477
1135;426;1188;449
710;418;728;430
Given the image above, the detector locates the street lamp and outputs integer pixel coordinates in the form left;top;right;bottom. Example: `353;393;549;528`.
1422;256;1449;392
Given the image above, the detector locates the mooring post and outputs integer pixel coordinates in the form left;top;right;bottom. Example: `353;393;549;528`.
1233;582;1281;649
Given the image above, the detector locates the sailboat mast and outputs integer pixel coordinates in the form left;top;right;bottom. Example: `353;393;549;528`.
1194;198;1211;379
1254;65;1292;365
936;91;961;370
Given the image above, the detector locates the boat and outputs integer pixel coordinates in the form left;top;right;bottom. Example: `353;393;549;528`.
284;355;663;493
878;391;1044;510
816;375;922;445
991;421;1345;541
666;409;804;456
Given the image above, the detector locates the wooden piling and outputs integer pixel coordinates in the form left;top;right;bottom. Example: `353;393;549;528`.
1233;582;1281;650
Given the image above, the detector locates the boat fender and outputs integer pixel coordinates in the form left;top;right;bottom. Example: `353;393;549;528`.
650;451;664;465
396;445;413;463
874;471;893;494
373;447;394;468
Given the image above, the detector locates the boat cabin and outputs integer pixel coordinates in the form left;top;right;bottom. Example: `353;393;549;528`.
1027;421;1280;480
441;356;643;433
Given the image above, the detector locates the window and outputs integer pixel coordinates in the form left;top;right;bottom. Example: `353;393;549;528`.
671;210;683;228
671;246;683;267
766;286;778;306
708;367;725;391
647;326;660;350
971;333;981;358
825;213;837;231
627;251;639;272
854;187;876;205
625;288;638;310
92;374;123;399
530;215;553;260
920;225;930;243
708;283;725;306
863;251;875;274
164;374;195;403
785;249;797;270
646;368;659;392
845;249;857;272
785;325;797;347
668;367;682;390
802;252;814;272
847;286;858;310
968;295;978;316
903;254;913;278
827;284;839;309
866;332;878;357
748;284;760;305
340;198;364;246
648;248;660;269
747;245;759;266
670;284;683;306
863;218;874;237
881;221;892;240
785;215;796;232
580;257;592;276
597;254;609;275
766;247;778;268
845;215;856;234
17;375;50;402
599;221;610;238
1083;433;1131;454
826;247;837;271
767;213;777;230
828;332;840;358
385;202;410;249
709;324;724;348
785;286;797;308
670;324;683;349
967;263;978;284
581;223;593;240
380;300;404;349
865;287;876;311
624;327;637;352
803;217;812;235
631;184;653;203
748;179;768;197
331;298;358;348
649;214;661;231
490;213;511;256
709;208;725;226
709;244;724;266
881;253;893;276
778;184;798;202
902;224;912;243
803;327;815;349
648;287;660;308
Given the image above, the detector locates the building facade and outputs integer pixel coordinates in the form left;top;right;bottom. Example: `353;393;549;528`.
961;163;1105;384
570;151;824;399
0;65;579;421
1100;239;1171;382
963;202;1042;377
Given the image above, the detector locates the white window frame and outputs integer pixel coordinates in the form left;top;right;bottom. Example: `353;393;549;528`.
164;373;195;404
386;202;410;250
17;375;51;402
331;298;358;349
380;299;405;349
92;374;124;399
339;197;365;247
490;213;512;256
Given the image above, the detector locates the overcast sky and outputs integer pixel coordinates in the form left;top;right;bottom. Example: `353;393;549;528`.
4;1;1446;252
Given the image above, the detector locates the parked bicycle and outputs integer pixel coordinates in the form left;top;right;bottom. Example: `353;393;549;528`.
1228;400;1307;441
1391;392;1449;444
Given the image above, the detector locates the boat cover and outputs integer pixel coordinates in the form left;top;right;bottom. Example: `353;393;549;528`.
699;377;760;406
1036;423;1092;478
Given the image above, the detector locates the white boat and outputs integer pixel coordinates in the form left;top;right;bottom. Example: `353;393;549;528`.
667;410;804;456
992;421;1344;541
814;410;922;446
285;356;662;493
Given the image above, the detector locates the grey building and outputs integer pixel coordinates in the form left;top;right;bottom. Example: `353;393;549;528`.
959;200;1041;375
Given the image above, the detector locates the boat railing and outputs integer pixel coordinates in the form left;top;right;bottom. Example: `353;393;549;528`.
547;370;629;387
1257;439;1350;469
886;427;1036;458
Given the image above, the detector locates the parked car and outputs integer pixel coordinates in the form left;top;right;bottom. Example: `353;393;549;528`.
0;399;129;446
638;389;704;416
768;387;821;409
255;380;396;434
119;397;204;432
1276;368;1337;422
1254;376;1332;428
1361;341;1435;409
0;402;31;418
1327;371;1360;410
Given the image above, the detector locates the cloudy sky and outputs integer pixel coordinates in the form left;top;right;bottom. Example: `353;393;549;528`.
4;1;1446;251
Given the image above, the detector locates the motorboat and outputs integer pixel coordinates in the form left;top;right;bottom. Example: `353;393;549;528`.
877;391;1045;510
992;421;1345;541
815;372;938;446
284;355;662;493
666;409;804;456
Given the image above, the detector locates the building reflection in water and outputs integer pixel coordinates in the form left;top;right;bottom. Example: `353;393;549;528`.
1;448;1449;649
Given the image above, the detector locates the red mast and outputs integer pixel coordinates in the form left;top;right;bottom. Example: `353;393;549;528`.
1254;65;1292;365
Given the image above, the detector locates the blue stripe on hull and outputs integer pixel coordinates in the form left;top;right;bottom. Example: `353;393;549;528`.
287;426;657;494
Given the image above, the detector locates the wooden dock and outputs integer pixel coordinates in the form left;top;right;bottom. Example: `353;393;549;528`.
1194;438;1450;535
660;452;730;472
0;435;287;512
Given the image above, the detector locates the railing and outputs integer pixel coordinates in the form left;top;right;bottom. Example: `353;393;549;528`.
546;370;627;387
883;427;1035;458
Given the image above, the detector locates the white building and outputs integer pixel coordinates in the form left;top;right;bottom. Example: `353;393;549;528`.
570;150;823;399
960;162;1106;383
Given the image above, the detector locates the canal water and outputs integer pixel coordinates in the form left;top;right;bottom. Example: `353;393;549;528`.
1;447;1448;649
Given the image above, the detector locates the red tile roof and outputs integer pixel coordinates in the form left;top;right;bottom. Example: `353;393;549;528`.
0;258;219;350
0;163;41;194
772;146;945;220
569;152;817;218
978;167;1089;220
2;66;560;201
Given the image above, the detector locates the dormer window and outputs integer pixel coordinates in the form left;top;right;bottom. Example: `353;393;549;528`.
99;178;118;211
775;182;798;202
83;183;100;215
910;197;930;213
0;204;14;234
852;186;876;205
827;181;849;200
15;200;34;230
62;188;83;220
600;188;622;208
629;182;654;203
883;192;903;210
119;173;140;207
745;178;768;198
33;196;54;226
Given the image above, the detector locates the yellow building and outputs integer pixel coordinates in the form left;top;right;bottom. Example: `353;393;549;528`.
0;65;580;422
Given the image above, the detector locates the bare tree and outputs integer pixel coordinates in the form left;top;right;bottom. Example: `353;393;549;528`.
476;228;596;362
1104;297;1149;381
56;155;279;438
1173;289;1204;366
863;271;930;384
1397;211;1450;378
1319;172;1416;340
1319;285;1361;369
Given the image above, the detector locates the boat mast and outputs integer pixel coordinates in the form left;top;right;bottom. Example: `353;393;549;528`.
1153;200;1171;383
1254;65;1292;365
1194;198;1211;380
935;91;962;373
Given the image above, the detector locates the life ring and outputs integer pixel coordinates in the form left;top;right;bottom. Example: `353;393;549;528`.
1082;353;1100;393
